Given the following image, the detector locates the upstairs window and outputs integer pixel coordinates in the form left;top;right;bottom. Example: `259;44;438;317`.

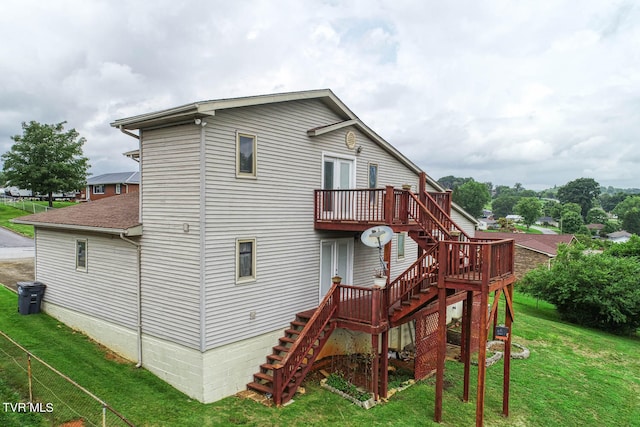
237;132;257;177
93;184;105;194
397;233;406;260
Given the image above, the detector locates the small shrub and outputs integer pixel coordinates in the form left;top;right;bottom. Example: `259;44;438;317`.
326;372;371;402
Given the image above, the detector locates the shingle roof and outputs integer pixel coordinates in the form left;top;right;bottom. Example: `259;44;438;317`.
87;172;140;185
14;192;140;235
475;231;575;256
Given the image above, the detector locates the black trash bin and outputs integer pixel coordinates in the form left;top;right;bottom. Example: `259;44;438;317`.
17;282;46;315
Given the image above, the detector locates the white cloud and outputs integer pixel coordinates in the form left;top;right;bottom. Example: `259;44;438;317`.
0;0;639;190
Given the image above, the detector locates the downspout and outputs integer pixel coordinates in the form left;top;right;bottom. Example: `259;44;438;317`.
120;232;143;368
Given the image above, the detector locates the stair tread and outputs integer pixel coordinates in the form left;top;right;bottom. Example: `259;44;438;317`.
268;354;284;361
285;328;302;335
273;345;290;353
254;372;273;382
247;382;273;394
280;336;296;343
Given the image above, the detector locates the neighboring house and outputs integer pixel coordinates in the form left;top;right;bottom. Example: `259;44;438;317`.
505;214;522;222
477;218;499;230
79;172;140;201
16;90;514;410
607;230;632;243
475;231;576;279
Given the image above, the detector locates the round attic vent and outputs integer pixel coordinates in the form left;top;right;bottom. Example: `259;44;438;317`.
345;131;356;149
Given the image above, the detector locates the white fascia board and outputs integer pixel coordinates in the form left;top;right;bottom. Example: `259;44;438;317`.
307;119;359;136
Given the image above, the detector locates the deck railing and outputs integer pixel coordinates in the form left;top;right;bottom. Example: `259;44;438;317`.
314;189;386;223
336;285;383;327
387;244;439;307
272;282;339;405
438;239;514;283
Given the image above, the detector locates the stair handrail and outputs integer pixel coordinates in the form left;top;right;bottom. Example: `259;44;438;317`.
387;243;439;308
272;282;339;404
408;191;472;242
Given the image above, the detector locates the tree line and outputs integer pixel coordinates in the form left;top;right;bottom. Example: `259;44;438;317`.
438;175;640;236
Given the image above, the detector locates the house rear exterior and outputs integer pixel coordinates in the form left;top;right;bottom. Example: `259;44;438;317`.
18;90;484;404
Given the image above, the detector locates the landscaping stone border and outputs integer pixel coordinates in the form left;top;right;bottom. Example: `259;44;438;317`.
320;378;377;409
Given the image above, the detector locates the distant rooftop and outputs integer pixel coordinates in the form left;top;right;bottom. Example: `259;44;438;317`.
475;231;575;257
87;172;140;185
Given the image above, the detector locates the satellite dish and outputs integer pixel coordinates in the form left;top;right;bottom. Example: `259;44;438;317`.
361;226;394;277
360;226;394;248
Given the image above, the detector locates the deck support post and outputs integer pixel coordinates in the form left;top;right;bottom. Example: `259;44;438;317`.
381;330;389;398
435;240;447;423
502;283;514;417
434;285;447;423
476;247;491;427
462;290;473;402
372;334;379;401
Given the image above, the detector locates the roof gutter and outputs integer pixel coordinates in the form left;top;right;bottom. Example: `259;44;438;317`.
11;221;142;236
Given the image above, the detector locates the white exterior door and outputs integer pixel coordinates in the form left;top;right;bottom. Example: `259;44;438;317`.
323;155;355;219
319;239;353;301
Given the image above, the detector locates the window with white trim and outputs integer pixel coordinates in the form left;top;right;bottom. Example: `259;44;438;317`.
236;238;256;283
236;132;257;177
397;233;406;260
93;184;105;194
76;239;87;271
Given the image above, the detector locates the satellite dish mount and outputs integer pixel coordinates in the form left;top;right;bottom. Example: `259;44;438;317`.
360;225;394;277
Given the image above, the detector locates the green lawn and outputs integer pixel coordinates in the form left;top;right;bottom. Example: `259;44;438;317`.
0;205;34;237
0;287;638;426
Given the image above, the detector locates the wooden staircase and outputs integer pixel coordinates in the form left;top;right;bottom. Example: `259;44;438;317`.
247;311;335;402
249;185;499;406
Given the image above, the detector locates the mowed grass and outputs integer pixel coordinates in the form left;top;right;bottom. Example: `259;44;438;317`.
0;287;638;426
0;205;34;237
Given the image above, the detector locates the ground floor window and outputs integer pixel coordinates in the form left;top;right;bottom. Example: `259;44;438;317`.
76;239;87;271
236;238;256;283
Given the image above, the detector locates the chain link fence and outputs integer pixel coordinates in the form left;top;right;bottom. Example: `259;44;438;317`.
0;330;134;427
0;197;54;214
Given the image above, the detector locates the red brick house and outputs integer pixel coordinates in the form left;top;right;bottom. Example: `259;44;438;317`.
79;172;140;201
475;231;576;279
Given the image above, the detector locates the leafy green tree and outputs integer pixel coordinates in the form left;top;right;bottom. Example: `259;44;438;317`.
621;208;640;235
557;178;600;220
562;203;582;217
493;185;514;199
491;195;518;219
451;179;491;218
612;196;640;218
586;208;608;225
549;202;564;220
520;244;640;335
2;121;89;207
600;192;627;212
561;211;583;234
437;175;471;191
601;220;620;237
514;197;542;229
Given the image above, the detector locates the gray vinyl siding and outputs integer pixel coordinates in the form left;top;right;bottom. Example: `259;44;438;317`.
34;228;138;328
451;209;476;237
139;125;202;349
200;99;423;349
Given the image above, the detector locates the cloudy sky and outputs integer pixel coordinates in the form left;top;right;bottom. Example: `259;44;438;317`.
1;0;638;190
